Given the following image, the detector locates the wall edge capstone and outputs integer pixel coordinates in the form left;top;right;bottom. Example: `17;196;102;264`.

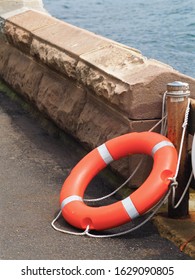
0;8;195;185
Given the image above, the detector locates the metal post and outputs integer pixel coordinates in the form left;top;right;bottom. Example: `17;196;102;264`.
166;81;191;218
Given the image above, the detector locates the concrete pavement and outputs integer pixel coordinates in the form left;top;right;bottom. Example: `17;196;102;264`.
0;85;193;260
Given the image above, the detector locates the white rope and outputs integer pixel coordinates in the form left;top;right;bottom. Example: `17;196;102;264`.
84;115;167;203
149;114;167;133
51;210;90;236
51;115;170;237
159;92;192;209
51;189;172;238
175;98;190;178
171;171;193;209
85;97;192;237
85;189;172;238
51;95;192;237
84;159;143;203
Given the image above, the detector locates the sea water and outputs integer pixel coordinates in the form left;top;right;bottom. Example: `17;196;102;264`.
43;0;195;77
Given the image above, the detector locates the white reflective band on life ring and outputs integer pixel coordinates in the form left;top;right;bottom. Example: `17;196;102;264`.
192;134;195;179
61;195;83;209
97;143;114;165
60;131;178;231
122;197;140;219
152;141;174;156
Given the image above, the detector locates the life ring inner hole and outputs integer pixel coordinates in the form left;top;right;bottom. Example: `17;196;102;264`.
84;153;153;207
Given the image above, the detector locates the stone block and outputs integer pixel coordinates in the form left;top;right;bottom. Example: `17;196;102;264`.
4;21;32;53
31;39;78;79
3;10;195;121
1;9;195;185
37;72;86;135
76;91;130;148
0;43;43;102
127;65;195;119
5;10;53;30
0;40;10;74
75;60;131;114
33;21;110;57
3;10;54;53
80;44;146;83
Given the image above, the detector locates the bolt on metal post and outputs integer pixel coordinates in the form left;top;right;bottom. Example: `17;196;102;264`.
166;81;191;218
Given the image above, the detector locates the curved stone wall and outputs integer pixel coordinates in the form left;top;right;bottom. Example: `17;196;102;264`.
0;7;195;184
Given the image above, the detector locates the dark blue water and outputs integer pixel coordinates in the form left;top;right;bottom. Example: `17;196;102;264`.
43;0;195;78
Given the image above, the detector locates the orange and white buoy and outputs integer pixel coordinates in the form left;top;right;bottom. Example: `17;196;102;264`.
60;132;177;231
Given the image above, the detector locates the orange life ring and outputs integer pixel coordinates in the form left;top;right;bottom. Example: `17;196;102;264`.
60;132;177;231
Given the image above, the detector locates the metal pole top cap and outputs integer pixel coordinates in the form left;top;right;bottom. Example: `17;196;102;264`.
167;81;189;92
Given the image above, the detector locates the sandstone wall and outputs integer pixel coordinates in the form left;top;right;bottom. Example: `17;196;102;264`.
0;9;195;185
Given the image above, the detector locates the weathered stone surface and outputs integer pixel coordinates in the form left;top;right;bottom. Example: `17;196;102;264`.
75;92;130;178
0;42;87;135
76;92;130;148
76;61;132;115
37;72;86;135
33;21;110;57
1;46;31;92
1;9;195;184
0;42;42;101
3;10;54;53
4;10;53;30
127;65;195;119
0;40;10;74
4;21;32;53
0;16;6;41
31;39;78;79
80;44;147;82
3;10;195;120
